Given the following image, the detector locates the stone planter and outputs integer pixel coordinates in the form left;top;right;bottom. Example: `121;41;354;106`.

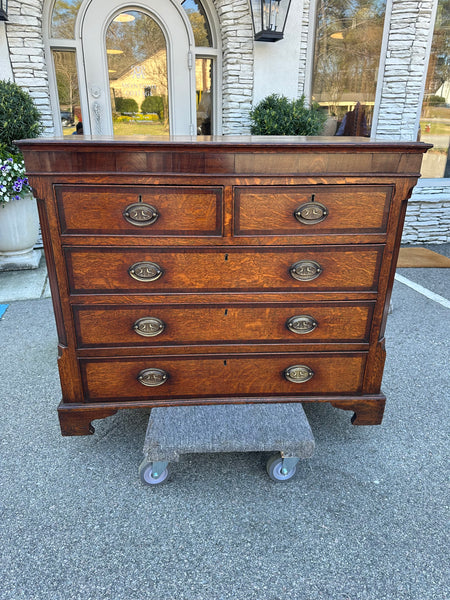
0;193;42;271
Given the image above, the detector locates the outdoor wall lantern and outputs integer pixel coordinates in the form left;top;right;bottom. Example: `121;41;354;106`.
0;0;8;21
249;0;291;42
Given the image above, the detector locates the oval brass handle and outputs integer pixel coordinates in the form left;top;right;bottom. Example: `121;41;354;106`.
294;201;328;225
289;260;322;281
123;202;159;226
128;261;163;282
133;317;165;337
137;368;168;387
284;365;314;383
286;315;318;334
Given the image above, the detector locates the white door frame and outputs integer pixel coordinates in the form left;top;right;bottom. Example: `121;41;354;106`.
78;0;196;135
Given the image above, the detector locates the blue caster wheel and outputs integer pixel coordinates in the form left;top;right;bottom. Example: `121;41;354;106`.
139;459;169;485
266;455;297;482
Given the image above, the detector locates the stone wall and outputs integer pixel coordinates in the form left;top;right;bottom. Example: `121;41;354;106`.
6;0;54;136
213;0;254;134
374;0;435;140
404;183;450;244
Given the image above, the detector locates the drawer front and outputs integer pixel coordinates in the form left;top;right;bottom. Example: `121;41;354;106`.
73;302;374;347
234;185;392;236
80;353;367;401
65;246;383;293
55;185;223;236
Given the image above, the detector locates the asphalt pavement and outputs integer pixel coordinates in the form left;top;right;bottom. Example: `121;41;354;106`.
0;249;449;600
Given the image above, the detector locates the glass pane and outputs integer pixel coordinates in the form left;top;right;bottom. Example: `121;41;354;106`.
51;0;83;39
182;0;212;47
52;50;82;136
420;0;450;178
196;58;213;134
107;11;169;136
312;0;386;136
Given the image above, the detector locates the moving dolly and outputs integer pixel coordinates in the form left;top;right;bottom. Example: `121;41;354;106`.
139;403;315;485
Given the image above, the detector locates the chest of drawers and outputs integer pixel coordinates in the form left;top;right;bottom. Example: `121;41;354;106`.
18;136;430;436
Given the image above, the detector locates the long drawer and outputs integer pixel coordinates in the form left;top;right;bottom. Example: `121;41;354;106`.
65;245;384;293
55;185;223;236
73;302;374;347
80;353;367;401
234;185;393;236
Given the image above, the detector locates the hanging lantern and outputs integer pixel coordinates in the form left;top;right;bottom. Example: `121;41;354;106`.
249;0;291;42
0;0;8;21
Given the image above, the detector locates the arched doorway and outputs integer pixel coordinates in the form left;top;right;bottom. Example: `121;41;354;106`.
45;0;220;136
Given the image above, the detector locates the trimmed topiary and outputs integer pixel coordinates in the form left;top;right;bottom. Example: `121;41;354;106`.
250;94;326;136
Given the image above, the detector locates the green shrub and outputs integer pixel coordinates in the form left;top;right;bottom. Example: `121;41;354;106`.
250;94;326;136
427;95;445;106
0;80;42;153
114;97;139;114
141;96;164;120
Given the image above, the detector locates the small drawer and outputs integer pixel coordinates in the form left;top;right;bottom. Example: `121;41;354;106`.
80;352;367;402
55;185;223;236
65;245;383;294
73;302;374;348
234;185;392;236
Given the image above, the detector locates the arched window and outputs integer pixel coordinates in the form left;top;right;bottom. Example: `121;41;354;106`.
312;0;386;136
46;0;220;136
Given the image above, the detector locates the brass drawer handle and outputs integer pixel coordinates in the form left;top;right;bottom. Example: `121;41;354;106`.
294;201;328;225
286;315;318;334
284;365;314;383
123;202;159;226
133;317;165;337
128;261;163;282
137;368;169;387
289;260;322;281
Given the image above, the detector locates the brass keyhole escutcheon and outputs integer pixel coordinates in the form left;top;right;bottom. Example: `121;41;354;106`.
128;261;163;282
123;202;159;226
286;315;318;334
284;365;314;383
289;260;322;282
294;201;328;225
137;368;168;387
133;317;165;337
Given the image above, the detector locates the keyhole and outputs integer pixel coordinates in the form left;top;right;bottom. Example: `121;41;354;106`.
311;194;315;202
224;254;228;261
224;309;228;315
223;360;227;366
138;195;142;203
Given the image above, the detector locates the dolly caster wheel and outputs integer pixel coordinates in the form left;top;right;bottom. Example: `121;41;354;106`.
139;459;169;485
266;455;297;482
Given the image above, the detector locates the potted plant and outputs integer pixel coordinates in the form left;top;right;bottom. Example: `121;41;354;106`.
249;94;326;136
0;80;42;271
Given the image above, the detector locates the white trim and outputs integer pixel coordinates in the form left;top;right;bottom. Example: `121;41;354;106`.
371;0;393;138
413;0;440;142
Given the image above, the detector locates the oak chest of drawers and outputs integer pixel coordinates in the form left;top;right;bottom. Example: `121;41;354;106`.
18;136;430;436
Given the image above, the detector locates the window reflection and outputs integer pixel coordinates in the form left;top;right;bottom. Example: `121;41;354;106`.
52;50;81;136
312;0;386;136
420;0;450;178
196;58;213;134
51;0;83;39
182;0;212;47
106;11;169;135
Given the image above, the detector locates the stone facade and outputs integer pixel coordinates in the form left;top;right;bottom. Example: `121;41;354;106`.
6;0;54;136
213;0;254;134
1;0;448;245
373;0;436;141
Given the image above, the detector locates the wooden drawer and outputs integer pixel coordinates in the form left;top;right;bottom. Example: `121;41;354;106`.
65;245;383;294
55;185;223;236
234;185;392;236
80;352;367;401
73;302;374;347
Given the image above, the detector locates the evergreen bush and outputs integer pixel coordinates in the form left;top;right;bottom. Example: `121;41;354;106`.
250;94;326;136
114;97;139;114
0;80;42;154
141;96;164;120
